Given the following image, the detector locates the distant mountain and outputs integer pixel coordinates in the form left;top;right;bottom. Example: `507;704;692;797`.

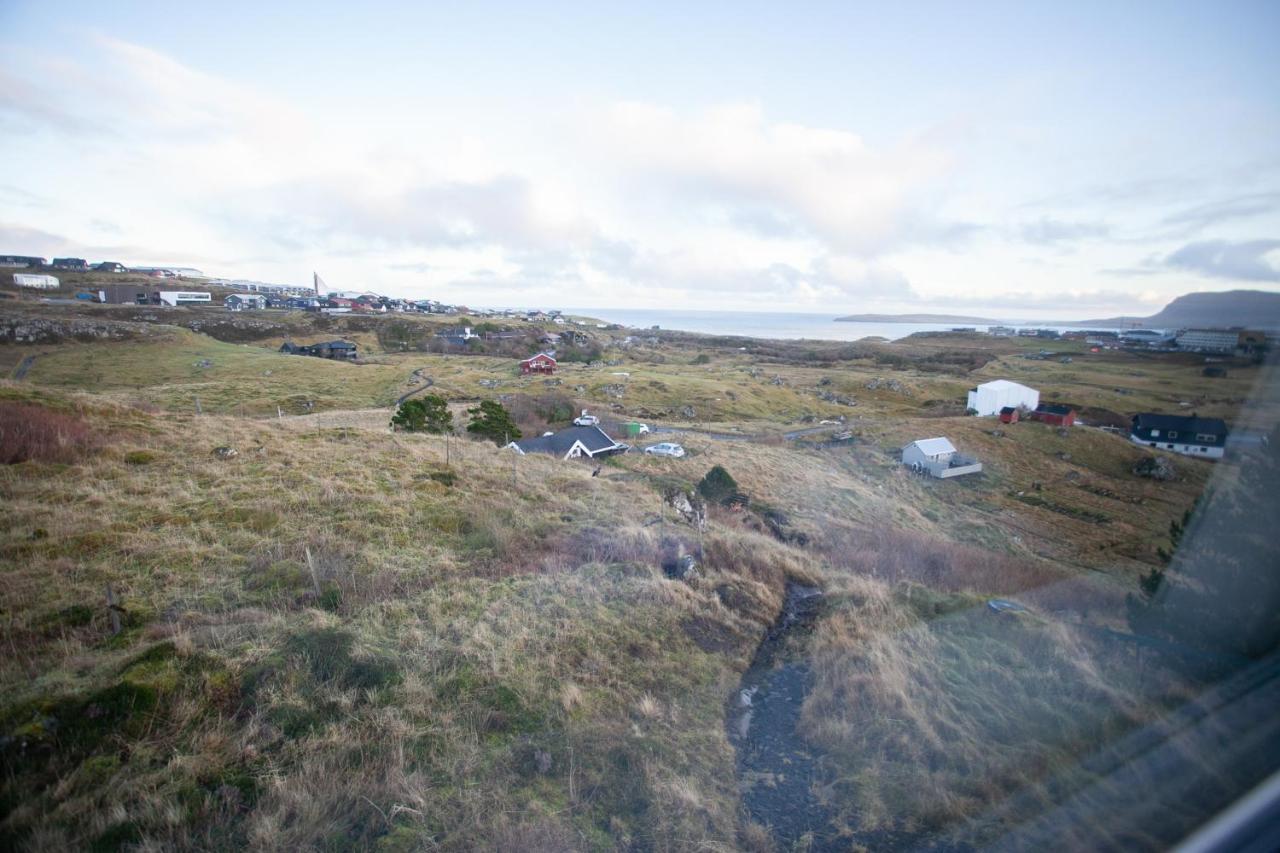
1077;290;1280;330
835;312;1003;324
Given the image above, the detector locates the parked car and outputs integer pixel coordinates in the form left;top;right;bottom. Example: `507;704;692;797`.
643;442;685;458
573;409;600;427
623;421;651;436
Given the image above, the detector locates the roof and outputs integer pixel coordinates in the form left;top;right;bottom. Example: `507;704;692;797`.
975;379;1036;393
905;437;956;456
512;425;621;456
1132;413;1228;434
521;353;557;363
1036;403;1076;415
999;406;1017;414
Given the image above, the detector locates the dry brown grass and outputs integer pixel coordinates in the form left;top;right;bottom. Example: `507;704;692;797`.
0;400;102;464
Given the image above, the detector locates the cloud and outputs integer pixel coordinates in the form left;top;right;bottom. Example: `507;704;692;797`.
0;68;99;135
1162;239;1280;282
1019;217;1111;245
1161;192;1280;233
604;101;959;255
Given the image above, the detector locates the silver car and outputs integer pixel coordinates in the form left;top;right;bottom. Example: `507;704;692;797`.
643;442;686;458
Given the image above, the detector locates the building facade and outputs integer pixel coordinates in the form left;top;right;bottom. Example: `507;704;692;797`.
1130;413;1228;459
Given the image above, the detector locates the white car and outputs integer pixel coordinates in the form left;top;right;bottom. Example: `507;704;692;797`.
573;410;600;427
643;442;685;458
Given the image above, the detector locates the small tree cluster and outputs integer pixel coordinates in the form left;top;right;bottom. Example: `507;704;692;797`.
467;400;521;445
390;395;452;434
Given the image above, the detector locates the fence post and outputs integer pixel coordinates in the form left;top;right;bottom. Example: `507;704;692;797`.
194;395;202;415
305;547;322;597
105;585;122;635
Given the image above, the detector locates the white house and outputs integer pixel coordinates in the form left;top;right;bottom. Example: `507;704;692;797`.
902;437;983;479
967;380;1039;417
13;273;59;290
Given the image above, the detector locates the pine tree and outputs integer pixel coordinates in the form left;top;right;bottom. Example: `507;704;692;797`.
467;400;521;445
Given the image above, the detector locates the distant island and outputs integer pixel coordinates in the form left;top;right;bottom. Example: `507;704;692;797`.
836;312;1004;324
836;289;1280;331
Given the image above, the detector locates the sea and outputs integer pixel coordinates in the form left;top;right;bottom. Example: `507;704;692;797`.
568;307;1094;343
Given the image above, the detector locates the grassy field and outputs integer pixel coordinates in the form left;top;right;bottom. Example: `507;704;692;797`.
1;302;1272;850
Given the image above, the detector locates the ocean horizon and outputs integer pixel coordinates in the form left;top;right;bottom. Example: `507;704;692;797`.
567;307;1096;343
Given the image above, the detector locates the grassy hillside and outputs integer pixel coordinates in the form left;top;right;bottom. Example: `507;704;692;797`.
0;302;1271;850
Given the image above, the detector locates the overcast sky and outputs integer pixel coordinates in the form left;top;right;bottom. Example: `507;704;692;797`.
2;1;1278;317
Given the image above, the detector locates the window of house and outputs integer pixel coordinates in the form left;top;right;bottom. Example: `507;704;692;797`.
1151;429;1161;437
1168;431;1178;439
1197;434;1216;443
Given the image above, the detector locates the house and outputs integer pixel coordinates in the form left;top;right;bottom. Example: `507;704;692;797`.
225;293;267;311
966;380;1039;417
1121;329;1173;346
507;425;626;460
1030;403;1077;427
901;437;983;478
94;262;128;273
998;406;1019;424
1130;413;1228;459
0;255;46;268
520;353;557;375
13;274;59;290
51;258;89;271
279;340;358;360
437;326;477;344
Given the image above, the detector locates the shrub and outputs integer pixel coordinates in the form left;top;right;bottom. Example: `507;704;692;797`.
692;353;711;365
123;450;155;465
0;402;98;464
697;465;739;504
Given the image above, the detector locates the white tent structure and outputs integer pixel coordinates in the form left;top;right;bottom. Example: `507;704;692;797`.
967;380;1039;417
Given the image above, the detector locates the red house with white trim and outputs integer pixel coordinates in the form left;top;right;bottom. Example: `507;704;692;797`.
520;353;557;375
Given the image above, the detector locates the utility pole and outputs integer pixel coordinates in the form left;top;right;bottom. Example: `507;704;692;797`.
194;395;202;415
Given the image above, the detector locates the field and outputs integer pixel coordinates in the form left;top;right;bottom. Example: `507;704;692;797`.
1;301;1276;851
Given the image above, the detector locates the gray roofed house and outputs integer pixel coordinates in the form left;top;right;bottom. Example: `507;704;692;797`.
901;436;983;478
507;425;626;460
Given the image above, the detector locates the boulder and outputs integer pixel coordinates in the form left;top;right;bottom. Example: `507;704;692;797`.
212;446;238;459
663;488;706;530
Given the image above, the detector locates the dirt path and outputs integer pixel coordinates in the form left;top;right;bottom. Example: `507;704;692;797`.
11;353;41;380
394;368;435;405
729;583;837;848
650;424;837;443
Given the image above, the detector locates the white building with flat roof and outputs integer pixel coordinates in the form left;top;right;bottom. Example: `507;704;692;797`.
13;273;59;289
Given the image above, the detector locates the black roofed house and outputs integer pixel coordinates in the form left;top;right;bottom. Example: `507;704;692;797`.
506;425;626;460
1130;413;1228;459
279;340;357;360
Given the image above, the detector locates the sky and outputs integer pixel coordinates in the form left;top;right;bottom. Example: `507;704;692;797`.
1;1;1278;318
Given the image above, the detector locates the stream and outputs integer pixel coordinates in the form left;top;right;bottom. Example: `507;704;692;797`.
729;582;836;848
